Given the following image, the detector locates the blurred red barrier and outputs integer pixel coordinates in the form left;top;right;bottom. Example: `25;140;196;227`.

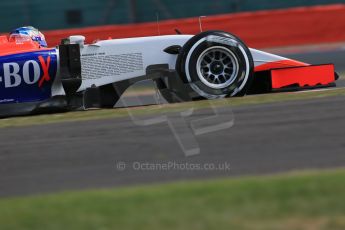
43;4;345;48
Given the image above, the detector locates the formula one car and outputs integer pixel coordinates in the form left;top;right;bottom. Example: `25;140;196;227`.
0;28;338;117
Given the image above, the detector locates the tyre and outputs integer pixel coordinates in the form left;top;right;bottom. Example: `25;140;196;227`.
176;31;254;99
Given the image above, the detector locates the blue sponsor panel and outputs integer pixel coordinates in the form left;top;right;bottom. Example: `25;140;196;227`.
0;50;58;104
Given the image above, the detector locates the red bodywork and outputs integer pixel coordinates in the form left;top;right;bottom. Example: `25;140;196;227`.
0;36;43;56
253;59;336;91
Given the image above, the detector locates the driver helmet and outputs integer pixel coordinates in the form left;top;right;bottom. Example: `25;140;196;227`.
9;26;47;47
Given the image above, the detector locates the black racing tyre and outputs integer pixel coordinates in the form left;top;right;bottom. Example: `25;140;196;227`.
176;31;254;98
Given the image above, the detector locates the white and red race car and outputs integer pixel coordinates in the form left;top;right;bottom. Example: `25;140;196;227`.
0;30;338;117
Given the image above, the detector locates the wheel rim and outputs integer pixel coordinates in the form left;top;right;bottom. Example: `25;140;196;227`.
196;46;239;89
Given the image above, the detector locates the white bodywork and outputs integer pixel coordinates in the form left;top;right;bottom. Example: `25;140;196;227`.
79;35;191;91
53;35;293;96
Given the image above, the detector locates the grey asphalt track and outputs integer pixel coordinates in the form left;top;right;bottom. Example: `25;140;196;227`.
1;95;345;197
285;49;345;72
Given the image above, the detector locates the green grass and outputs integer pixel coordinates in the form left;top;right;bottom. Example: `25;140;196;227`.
1;87;345;128
0;169;345;230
